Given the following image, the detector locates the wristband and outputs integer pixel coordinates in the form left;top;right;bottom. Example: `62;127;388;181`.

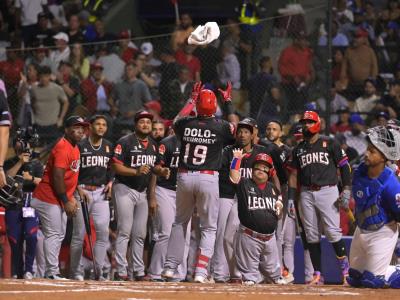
58;193;68;204
230;157;241;170
288;187;297;201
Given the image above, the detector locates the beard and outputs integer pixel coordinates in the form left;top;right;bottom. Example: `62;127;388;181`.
302;127;315;138
351;128;361;136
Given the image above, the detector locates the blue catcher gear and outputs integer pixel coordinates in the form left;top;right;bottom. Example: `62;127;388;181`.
352;164;393;230
360;270;386;288
387;266;400;289
346;268;363;287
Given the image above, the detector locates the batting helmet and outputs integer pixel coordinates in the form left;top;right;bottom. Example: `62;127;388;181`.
300;110;321;134
367;124;400;161
253;153;274;177
196;89;217;116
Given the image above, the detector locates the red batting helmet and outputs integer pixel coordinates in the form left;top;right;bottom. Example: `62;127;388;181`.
196;89;217;116
300;110;321;134
253;153;274;177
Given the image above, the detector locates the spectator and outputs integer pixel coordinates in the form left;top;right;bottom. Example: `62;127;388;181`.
164;65;194;119
343;113;368;156
376;79;400;118
118;30;138;64
330;106;351;134
47;0;67;27
66;14;84;44
0;12;10;62
256;85;282;135
55;61;80;115
151;119;165;143
332;48;345;83
318;21;349;47
175;45;201;81
216;45;241;90
340;28;378;99
375;110;390;126
135;52;159;98
33;11;54;46
278;31;314;114
25;45;53;69
247;56;277;118
110;62;151;133
388;0;400;20
17;63;40;127
170;13;194;52
69;43;90;80
31;66;68;142
15;0;48;46
49;32;70;73
352;78;380;119
158;51;180;116
140;42;161;68
93;19;116;44
80;61;113;115
375;21;400;73
95;44;125;84
193;41;220;85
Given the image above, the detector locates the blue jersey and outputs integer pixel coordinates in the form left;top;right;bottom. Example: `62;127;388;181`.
352;163;400;230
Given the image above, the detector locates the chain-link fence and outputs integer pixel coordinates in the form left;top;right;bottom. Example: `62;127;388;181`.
1;0;398;150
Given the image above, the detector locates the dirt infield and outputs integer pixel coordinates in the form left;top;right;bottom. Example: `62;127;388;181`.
0;279;397;300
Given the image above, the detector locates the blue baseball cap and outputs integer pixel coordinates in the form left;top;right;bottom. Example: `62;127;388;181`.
349;113;365;125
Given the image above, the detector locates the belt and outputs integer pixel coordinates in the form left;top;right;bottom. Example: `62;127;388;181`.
240;225;274;242
178;168;216;175
304;184;336;191
80;184;104;191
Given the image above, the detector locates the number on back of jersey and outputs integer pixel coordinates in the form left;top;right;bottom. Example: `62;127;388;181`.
183;144;208;165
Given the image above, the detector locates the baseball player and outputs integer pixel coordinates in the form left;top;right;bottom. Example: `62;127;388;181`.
287;111;352;285
213;118;280;283
346;123;400;289
111;110;169;281
31;116;89;279
229;149;284;285
70;115;113;281
0;85;11;188
161;82;235;283
260;120;295;283
148;133;191;281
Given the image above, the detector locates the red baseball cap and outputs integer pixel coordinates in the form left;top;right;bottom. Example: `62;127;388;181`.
355;28;368;38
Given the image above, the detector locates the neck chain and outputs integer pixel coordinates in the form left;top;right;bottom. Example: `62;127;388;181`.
89;137;102;151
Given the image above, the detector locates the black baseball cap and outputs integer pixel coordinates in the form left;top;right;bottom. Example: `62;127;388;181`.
134;110;153;123
64;116;90;127
237;118;257;133
89;114;108;124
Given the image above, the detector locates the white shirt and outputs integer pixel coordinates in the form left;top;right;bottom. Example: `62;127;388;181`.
49;47;71;73
15;0;47;26
353;94;380;120
179;82;188;94
96;84;110;112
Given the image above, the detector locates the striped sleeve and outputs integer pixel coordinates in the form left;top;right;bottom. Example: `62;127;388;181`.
0;91;11;127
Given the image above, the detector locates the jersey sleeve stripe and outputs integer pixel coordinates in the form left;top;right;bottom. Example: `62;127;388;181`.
338;156;349;167
286;165;297;172
112;157;124;165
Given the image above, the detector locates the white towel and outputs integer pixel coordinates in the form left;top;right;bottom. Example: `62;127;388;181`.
188;22;220;45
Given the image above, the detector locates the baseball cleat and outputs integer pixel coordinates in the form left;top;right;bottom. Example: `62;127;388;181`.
73;275;84;281
113;272;129;281
193;275;208;283
161;269;175;279
308;271;324;285
243;280;255;286
338;256;350;284
24;272;33;280
46;274;69;280
282;269;295;284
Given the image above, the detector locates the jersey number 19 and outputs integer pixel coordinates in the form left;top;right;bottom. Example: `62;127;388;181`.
183;144;207;165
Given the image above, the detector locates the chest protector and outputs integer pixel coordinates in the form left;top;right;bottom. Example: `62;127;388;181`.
352;166;392;231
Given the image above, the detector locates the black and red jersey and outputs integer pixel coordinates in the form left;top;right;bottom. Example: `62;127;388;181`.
156;135;180;191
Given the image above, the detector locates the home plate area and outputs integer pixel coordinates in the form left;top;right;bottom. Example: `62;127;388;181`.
0;280;397;300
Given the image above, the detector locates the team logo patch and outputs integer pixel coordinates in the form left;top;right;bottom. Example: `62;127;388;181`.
114;144;122;155
323;141;327;148
356;190;363;198
70;159;80;172
396;193;400;208
159;144;166;155
106;145;110;153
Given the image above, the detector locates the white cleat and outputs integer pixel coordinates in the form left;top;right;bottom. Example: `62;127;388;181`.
282;272;295;284
275;276;289;285
161;269;175;279
24;272;33;280
243;280;255;286
73;275;84;281
193;275;207;283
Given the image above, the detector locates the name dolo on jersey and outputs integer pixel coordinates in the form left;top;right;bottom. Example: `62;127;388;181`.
183;128;216;144
130;155;156;167
81;156;110;168
247;195;277;211
299;152;329;168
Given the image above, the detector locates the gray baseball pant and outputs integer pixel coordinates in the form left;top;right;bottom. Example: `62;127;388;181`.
113;183;148;277
34;228;45;278
212;197;240;281
164;172;219;278
70;187;110;278
148;185;190;280
235;225;281;283
281;216;296;273
299;186;341;243
30;198;67;277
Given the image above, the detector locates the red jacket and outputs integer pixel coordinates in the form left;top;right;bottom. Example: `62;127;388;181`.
80;78;113;114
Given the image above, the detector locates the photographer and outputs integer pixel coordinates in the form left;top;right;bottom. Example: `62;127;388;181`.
4;129;43;279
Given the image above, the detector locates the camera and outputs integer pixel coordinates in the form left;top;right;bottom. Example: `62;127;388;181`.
15;127;39;154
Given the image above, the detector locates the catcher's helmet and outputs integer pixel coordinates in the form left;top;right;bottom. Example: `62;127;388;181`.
0;176;23;209
300;110;321;134
253;153;274;177
196;89;217;116
367;123;400;161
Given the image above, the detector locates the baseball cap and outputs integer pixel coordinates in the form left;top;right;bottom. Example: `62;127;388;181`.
354;28;368;38
119;29;130;39
376;111;389;120
349;113;365;125
134;110;153;123
237;118;256;133
144;101;162;114
53;32;69;43
89;114;108;124
64;116;90;127
90;61;103;70
140;42;153;55
336;105;350;114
